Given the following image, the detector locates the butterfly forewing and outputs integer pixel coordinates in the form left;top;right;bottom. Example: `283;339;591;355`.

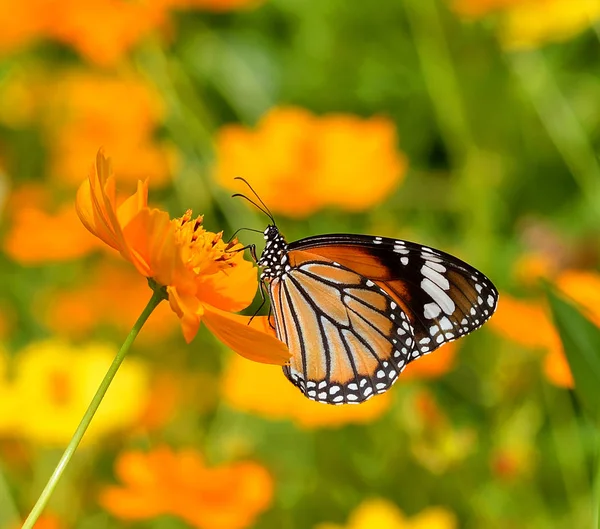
287;234;498;360
268;261;415;404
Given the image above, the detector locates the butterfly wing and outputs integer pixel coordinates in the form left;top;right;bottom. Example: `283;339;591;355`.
268;261;416;404
287;234;498;359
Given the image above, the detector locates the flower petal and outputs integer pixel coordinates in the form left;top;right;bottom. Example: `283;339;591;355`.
202;305;290;365
196;256;258;313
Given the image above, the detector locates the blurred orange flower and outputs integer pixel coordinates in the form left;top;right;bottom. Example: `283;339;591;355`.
43;260;178;342
490;294;573;387
556;269;600;326
214;107;407;218
46;71;175;188
315;498;457;529
0;69;174;188
222;354;391;428
0;0;264;66
4;201;101;263
452;0;600;49
7;513;65;529
162;0;264;10
99;446;273;529
0;339;150;445
76;150;289;364
401;342;458;380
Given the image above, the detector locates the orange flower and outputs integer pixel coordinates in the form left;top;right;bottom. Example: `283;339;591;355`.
46;71;175;188
76;150;289;365
43;260;179;342
490;294;574;388
4;201;101;263
0;0;165;66
47;0;166;67
222;354;391;428
555;269;600;326
0;0;263;66
99;446;273;529
0;69;175;187
214;107;407;218
401;342;458;380
7;513;65;529
161;0;264;10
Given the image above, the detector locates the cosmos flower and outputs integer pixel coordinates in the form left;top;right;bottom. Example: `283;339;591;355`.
76;150;289;365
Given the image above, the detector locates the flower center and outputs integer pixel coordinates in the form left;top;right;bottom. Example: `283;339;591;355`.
174;210;242;276
48;369;72;407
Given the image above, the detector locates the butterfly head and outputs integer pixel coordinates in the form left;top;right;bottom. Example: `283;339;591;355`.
258;224;289;281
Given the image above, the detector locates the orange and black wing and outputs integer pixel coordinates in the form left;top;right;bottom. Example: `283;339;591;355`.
287;234;498;361
268;261;415;404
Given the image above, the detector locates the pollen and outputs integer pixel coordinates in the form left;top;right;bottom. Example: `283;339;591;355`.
174;211;242;276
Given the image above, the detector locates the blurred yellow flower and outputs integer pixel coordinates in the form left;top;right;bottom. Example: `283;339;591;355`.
99;446;273;529
452;0;600;49
0;347;18;435
315;499;457;529
214;107;407;218
43;260;179;342
77;150;289;364
1;339;150;445
222;354;391;428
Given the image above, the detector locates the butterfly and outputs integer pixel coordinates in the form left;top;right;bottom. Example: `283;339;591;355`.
233;181;499;405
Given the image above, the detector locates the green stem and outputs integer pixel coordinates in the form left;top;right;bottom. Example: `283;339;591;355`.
21;287;166;529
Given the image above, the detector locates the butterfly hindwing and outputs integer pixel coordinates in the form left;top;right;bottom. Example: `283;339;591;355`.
268;261;415;404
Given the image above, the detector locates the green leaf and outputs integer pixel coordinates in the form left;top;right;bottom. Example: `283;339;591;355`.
547;288;600;421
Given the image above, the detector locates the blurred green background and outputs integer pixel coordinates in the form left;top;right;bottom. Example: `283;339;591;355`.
0;0;600;528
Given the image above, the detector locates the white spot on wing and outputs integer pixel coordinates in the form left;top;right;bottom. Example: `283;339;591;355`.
421;264;450;290
421;278;455;315
424;302;441;319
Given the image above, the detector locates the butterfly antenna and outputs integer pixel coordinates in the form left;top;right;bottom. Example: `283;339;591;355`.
233;177;276;224
231;193;276;224
227;226;263;243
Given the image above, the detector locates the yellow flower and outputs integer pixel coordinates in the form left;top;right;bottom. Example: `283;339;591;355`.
222;355;391;428
99;446;274;529
502;0;600;49
76;150;289;364
315;499;457;529
0;347;18;436
451;0;600;49
6;339;149;445
214;107;407;218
